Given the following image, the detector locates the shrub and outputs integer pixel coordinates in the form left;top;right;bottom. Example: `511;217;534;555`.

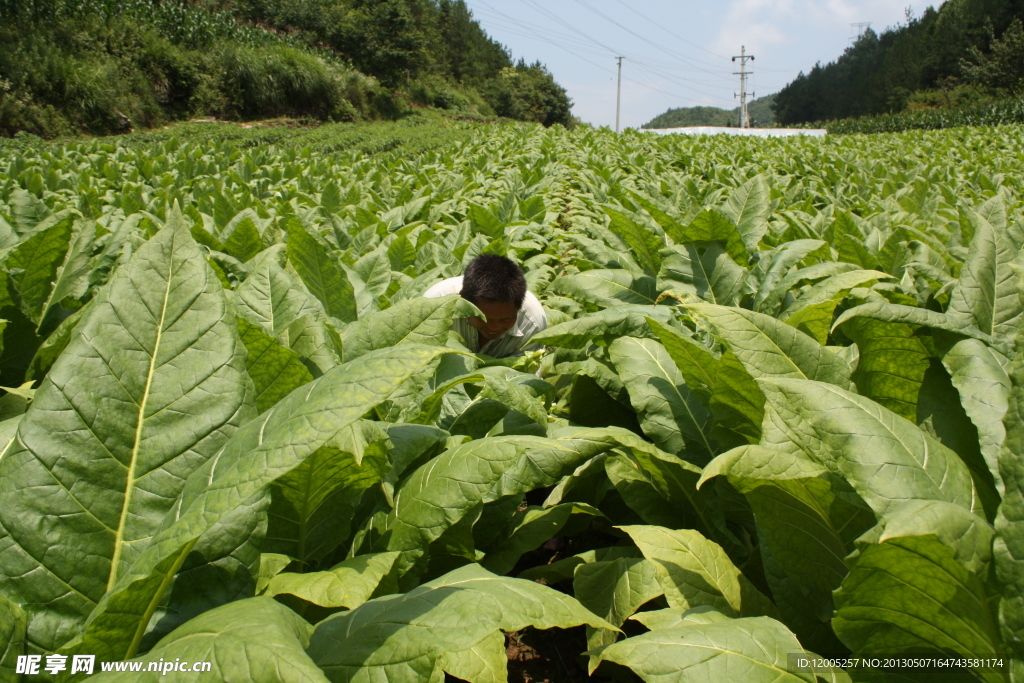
483;63;572;127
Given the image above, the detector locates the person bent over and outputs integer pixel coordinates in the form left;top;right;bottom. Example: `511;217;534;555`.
423;254;547;358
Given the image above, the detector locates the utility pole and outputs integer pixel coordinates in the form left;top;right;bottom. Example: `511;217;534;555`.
615;56;624;133
732;46;754;128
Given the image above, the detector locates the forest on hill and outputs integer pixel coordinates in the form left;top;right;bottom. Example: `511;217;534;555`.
0;0;573;138
773;0;1024;124
641;94;776;129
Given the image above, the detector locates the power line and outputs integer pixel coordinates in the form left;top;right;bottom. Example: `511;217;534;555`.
471;3;616;58
570;0;729;79
470;0;733;102
467;0;757;119
627;58;735;95
610;0;730;62
474;0;735;78
522;0;620;54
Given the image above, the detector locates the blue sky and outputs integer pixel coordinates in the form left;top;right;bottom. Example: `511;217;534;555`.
463;0;925;128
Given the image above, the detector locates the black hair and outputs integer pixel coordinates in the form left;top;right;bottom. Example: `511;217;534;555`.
460;254;527;308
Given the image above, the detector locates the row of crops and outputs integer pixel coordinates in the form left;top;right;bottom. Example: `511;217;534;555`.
0;122;1022;682
813;98;1024;135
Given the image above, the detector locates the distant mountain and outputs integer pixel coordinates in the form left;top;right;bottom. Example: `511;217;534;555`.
642;94;777;129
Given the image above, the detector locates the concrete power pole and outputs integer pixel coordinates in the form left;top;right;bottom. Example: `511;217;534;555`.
732;46;755;128
615;56;624;133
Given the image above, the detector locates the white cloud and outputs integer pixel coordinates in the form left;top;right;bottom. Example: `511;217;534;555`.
711;0;916;64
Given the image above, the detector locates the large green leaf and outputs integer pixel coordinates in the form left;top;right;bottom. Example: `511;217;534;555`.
702;446;874;595
478;371;549;429
261;552;399;609
340;295;475;362
995;297;1024;669
943;339;1011;495
234;248;325;336
437;631;506;683
531;305;673;349
574;555;663;660
591;615;818;683
266;420;390;566
600;430;739;555
3;211;76;326
833;531;1002;683
32;220;97;334
620;525;776;618
237;317;314;413
90;597;328;683
374;430;622;579
609;336;715;459
307;564;615;683
690;304;852;389
781;299;840;345
7;187;51;234
564;232;642;272
0;217;254;654
720;175;771;254
550;269;659;307
658;241;746;305
841;316;932;421
646;317;764;443
674;209;747;263
758;378;978;516
779;269;892;321
352;245;392;299
61;343;456;662
841;318;996;513
480;503;601;575
284;313;342;377
833;302;1007;353
604;207;664;276
700;444;872;652
749;239;827;314
287;221;357;324
138;489;269;652
220;215;263;263
0;592;26;683
947;209;1023;339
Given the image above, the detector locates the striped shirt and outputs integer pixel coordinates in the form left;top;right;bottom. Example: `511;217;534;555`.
423;276;547;357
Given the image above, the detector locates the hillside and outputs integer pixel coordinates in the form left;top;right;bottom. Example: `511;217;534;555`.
773;0;1024;124
0;0;572;138
642;94;776;128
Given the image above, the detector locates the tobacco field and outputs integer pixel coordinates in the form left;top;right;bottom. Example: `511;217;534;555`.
0;121;1023;682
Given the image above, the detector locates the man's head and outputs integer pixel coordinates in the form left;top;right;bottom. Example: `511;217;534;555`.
460;255;527;343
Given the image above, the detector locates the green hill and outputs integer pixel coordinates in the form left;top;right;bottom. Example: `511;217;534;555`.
0;0;572;138
642;94;776;128
773;0;1024;124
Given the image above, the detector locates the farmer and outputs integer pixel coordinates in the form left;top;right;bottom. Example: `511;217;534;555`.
423;254;547;357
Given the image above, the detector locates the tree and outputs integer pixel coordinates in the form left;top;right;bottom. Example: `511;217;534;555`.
483;62;572;127
437;0;510;84
961;18;1024;95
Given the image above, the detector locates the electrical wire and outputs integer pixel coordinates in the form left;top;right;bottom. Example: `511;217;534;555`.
466;0;741;109
571;0;730;78
471;2;617;60
522;0;620;54
610;0;730;61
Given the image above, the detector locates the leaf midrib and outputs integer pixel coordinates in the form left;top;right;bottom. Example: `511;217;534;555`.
107;237;175;592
